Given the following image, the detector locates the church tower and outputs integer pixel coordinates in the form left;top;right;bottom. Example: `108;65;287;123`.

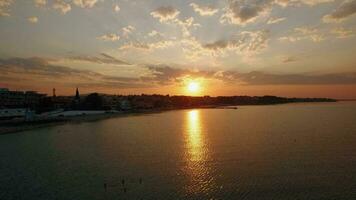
75;87;80;101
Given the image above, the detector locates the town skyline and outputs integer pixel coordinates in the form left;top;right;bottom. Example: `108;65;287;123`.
1;0;356;98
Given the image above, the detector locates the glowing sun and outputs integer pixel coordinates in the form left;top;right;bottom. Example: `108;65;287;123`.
187;81;201;94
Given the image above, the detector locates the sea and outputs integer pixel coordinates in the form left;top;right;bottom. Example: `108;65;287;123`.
1;102;356;200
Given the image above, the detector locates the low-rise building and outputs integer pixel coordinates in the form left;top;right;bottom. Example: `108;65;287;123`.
0;88;46;109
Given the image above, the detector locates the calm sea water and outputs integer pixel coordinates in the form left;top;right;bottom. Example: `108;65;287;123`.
1;102;356;200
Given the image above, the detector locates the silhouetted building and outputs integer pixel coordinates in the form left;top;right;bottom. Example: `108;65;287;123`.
71;88;81;110
75;88;80;102
0;88;45;109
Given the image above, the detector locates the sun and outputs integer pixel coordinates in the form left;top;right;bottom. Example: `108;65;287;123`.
187;81;201;94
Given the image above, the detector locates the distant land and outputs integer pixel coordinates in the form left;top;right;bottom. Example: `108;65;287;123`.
0;87;338;134
1;87;337;112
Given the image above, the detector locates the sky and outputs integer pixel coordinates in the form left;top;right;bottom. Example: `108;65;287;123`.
0;0;356;98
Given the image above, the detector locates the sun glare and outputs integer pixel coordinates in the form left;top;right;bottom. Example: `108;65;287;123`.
187;81;201;94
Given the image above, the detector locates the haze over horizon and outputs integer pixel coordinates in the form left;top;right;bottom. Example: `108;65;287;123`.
1;0;356;98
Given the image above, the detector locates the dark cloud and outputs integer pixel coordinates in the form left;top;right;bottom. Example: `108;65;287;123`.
203;40;229;51
1;58;356;93
222;71;356;85
69;53;130;65
0;57;144;89
202;30;270;52
323;0;356;23
147;65;356;85
221;0;274;25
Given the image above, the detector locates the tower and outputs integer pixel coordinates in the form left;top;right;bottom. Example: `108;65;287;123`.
75;88;80;101
53;88;56;98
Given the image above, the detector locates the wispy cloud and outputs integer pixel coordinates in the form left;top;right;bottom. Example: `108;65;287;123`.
122;25;135;38
97;33;120;42
150;6;180;22
190;3;218;16
267;17;286;24
72;0;99;9
34;0;47;8
27;16;38;24
53;0;71;14
202;30;270;54
331;27;355;38
0;0;13;17
68;53;131;65
279;26;325;42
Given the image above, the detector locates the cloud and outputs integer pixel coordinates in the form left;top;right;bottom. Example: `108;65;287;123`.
220;0;275;25
202;30;270;54
119;42;151;51
220;0;335;25
97;33;120;41
150;6;180;22
203;40;229;51
122;25;135;38
279;26;325;42
69;53;131;65
34;0;47;7
190;3;218;16
298;0;334;6
1;57;356;92
53;0;71;14
51;0;99;14
175;17;201;37
113;4;120;12
0;57;147;89
119;40;175;51
282;56;298;63
146;65;356;85
145;65;216;84
323;0;356;23
0;0;13;17
227;71;356;85
27;16;39;23
267;17;286;24
331;27;355;38
275;0;334;6
148;30;164;38
72;0;99;8
151;6;200;38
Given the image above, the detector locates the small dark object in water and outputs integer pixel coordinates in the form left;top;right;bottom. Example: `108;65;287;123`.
121;179;125;185
123;187;127;193
104;183;107;191
139;178;142;184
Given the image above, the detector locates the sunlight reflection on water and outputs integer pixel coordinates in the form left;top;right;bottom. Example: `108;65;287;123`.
184;110;215;196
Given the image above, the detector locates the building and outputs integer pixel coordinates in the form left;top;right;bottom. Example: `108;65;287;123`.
0;88;46;109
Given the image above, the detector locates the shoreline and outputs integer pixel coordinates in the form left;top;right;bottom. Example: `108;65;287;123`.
0;106;216;135
0;101;340;135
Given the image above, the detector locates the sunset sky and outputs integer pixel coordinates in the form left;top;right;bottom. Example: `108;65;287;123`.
0;0;356;98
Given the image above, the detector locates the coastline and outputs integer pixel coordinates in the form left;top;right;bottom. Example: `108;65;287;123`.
0;106;216;135
0;101;339;135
